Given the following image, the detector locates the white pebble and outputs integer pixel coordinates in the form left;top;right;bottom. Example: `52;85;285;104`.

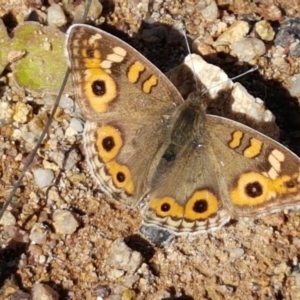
32;283;59;300
34;168;54;188
289;73;300;97
47;4;67;27
69;118;84;133
231;37;266;62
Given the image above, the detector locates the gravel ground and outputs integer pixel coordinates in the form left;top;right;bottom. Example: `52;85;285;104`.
0;0;300;299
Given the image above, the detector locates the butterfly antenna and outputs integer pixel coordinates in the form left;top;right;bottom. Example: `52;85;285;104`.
182;27;200;92
206;65;259;93
0;0;92;220
182;24;258;96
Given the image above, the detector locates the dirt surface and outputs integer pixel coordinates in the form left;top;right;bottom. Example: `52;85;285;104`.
1;0;300;299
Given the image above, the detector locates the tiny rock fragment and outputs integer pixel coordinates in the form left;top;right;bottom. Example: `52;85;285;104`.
255;20;275;41
32;283;59;300
230;37;266;62
47;4;67;27
197;0;218;22
229;247;245;259
107;238;144;274
289;73;300;97
29;222;48;244
214;20;250;46
12;102;31;123
69;118;83;133
53;209;79;234
0;211;16;226
88;0;103;20
33;168;54;188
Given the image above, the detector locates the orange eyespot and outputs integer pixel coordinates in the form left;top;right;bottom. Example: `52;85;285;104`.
184;190;218;220
149;197;184;218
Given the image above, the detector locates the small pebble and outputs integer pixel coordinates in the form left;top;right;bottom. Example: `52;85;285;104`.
34;168;54;188
32;283;59;300
47;4;67;27
69;118;84;133
289;73;300;97
214;20;250;45
255;20;275;41
53;209;79;235
197;0;218;21
88;0;103;20
107;238;144;273
13;102;31;123
59;96;74;110
230;37;266;62
0;211;16;226
230;247;245;259
29;222;48;244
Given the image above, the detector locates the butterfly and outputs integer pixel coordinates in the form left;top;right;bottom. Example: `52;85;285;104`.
65;24;300;234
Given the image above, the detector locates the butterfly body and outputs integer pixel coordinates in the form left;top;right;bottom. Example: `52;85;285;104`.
66;24;300;234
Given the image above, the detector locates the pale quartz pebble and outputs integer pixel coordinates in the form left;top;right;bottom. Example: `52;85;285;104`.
13;102;31;123
214;20;249;46
47;4;67;27
0;211;16;226
29;222;48;244
197;0;218;21
231;83;274;123
289;74;300;97
32;283;59;300
230;37;266;62
72;0;102;23
88;0;103;19
107;238;144;273
59;96;74;109
34;168;54;188
53;209;79;234
65;126;78;137
255;20;275;41
50;148;80;170
229;247;245;259
69;118;83;133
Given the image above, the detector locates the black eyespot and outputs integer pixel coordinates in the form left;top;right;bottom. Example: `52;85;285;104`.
193;199;208;213
102;136;115;152
161;203;171;212
116;172;125;183
92;80;106;96
245;181;263;198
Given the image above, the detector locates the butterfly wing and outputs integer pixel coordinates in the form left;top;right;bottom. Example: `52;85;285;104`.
143;109;300;234
206;115;300;218
66;24;184;206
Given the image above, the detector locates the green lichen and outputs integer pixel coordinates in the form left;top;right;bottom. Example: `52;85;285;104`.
0;20;72;94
